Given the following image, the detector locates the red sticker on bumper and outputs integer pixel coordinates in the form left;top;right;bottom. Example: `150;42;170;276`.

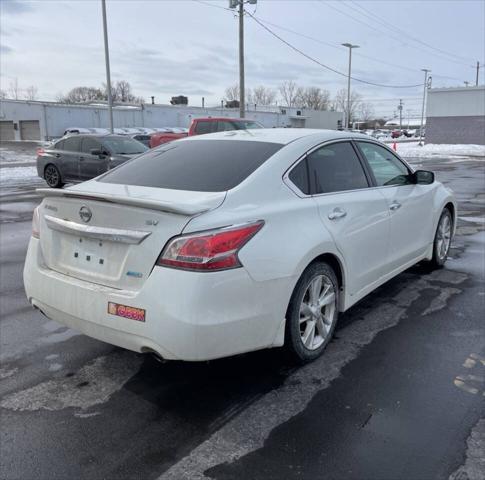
108;302;146;322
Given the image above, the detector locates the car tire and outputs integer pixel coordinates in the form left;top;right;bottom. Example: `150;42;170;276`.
285;261;339;364
44;164;64;188
429;208;453;269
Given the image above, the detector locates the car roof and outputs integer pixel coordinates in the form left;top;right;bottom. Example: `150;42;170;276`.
60;134;129;140
184;128;370;145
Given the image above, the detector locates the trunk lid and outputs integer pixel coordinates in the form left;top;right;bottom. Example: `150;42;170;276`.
37;182;225;291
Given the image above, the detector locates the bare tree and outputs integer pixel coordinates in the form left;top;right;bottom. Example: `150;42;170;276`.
104;80;144;103
224;84;253;105
57;86;105;104
0;89;7;99
333;88;363;125
8;78;20;100
251;85;277;106
359;102;375;122
297;87;331;111
225;84;240;102
24;85;38;101
278;80;301;107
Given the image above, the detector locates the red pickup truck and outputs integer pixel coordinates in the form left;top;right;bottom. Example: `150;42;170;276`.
149;117;263;148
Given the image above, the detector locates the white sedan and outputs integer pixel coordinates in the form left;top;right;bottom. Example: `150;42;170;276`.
24;129;456;363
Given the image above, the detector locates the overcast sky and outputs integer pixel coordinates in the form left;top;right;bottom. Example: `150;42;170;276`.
1;0;484;117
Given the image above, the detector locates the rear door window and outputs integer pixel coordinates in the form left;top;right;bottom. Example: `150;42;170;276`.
99;140;283;192
194;121;215;134
63;136;81;153
306;142;369;194
54;139;65;150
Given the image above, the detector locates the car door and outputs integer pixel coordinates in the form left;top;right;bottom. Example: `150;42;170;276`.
59;136;82;180
79;136;108;180
355;141;435;270
290;141;391;297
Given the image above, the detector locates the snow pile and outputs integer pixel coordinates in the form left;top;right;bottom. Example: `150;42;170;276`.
395;142;485;158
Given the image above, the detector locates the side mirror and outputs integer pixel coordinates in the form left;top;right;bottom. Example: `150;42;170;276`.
414;170;435;185
90;149;107;157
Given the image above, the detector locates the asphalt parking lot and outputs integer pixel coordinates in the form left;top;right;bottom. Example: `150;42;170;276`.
0;151;484;480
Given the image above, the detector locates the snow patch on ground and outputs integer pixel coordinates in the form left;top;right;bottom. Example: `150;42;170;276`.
0;350;142;412
0;147;36;165
395;142;485;159
0;166;40;187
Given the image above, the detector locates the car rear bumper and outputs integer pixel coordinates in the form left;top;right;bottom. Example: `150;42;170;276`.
24;238;289;361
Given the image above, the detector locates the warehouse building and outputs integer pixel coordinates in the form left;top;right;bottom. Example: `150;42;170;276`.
0;99;343;141
426;86;485;145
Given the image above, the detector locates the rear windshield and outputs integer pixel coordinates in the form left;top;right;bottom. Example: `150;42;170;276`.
98;139;283;192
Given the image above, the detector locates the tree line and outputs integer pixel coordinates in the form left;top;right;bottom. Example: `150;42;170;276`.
225;80;375;124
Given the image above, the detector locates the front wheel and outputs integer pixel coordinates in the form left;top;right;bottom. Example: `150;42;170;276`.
285;262;339;364
430;208;453;268
44;164;64;188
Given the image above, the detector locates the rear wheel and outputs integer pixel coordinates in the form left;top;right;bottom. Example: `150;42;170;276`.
285;262;339;363
44;164;64;188
430;208;452;268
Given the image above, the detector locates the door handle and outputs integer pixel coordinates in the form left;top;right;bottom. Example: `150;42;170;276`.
79;156;85;161
390;201;402;211
55;153;61;158
328;208;347;220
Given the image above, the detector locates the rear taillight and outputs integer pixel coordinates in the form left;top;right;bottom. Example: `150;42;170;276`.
32;206;40;239
157;221;264;271
36;147;45;156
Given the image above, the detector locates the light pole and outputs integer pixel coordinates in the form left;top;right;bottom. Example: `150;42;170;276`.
342;43;359;129
101;0;113;133
419;68;430;146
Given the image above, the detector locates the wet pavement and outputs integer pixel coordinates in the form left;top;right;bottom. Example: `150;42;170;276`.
0;155;484;480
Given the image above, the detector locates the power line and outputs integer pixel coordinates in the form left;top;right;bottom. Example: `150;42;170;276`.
318;0;473;68
246;11;423;89
346;0;476;64
253;15;463;82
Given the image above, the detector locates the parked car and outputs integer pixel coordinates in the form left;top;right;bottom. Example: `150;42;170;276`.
391;129;403;139
150;117;263;148
36;134;148;188
371;130;389;140
25;129;456;363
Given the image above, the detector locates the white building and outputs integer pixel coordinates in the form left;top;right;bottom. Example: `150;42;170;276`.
0;99;343;141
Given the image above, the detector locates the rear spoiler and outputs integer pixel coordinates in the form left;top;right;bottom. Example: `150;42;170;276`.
36;188;221;216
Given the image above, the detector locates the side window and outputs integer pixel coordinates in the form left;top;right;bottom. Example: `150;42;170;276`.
81;137;100;154
357;142;411;186
54;139;65;150
288;159;310;195
194;121;213;135
63;136;81;152
307;142;369;194
217;121;236;132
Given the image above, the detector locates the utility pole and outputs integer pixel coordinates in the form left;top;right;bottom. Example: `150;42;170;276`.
476;61;480;86
238;0;245;118
398;99;403;131
230;0;256;118
419;68;430;146
101;0;113;134
342;43;359;129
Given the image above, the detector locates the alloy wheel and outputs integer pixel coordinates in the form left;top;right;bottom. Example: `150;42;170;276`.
45;165;59;187
436;213;452;261
299;274;336;351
